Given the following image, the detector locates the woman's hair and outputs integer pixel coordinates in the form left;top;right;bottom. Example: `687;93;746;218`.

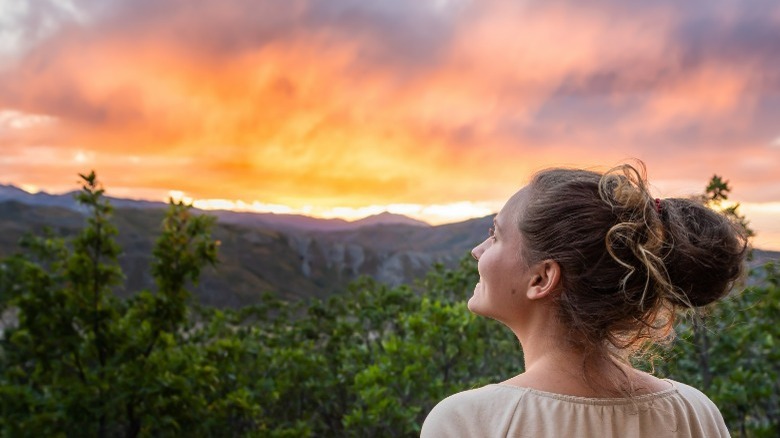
517;162;747;366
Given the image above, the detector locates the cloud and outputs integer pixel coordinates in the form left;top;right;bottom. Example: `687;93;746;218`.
1;0;780;224
0;109;56;130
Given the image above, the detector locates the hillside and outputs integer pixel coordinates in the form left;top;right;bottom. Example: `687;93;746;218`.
0;200;491;307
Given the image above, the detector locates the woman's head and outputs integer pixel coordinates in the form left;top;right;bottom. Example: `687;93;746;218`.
473;162;747;360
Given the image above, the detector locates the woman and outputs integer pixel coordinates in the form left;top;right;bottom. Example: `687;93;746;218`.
421;163;746;437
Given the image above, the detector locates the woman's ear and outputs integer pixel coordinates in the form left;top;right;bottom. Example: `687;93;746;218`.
526;260;561;300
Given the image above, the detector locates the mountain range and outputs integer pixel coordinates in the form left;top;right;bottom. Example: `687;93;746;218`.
1;184;777;308
0;184;429;231
0;184;491;307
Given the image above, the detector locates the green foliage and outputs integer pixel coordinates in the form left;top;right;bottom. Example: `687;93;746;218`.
702;174;755;239
1;172;778;437
0;172;219;437
657;261;780;437
213;266;520;437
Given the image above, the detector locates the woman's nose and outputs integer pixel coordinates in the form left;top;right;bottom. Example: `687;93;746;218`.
471;242;484;261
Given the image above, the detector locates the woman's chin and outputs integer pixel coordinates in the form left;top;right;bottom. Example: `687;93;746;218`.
467;283;483;313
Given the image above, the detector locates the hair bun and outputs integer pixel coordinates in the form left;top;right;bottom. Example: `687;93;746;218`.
660;198;747;307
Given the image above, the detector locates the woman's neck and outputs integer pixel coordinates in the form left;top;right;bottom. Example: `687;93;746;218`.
506;310;667;397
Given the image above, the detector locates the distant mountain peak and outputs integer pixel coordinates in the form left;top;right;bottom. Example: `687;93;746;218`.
350;212;430;228
0;183;33;196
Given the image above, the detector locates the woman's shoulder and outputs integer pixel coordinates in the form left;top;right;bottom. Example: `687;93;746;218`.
421;385;529;437
431;384;526;410
665;379;724;414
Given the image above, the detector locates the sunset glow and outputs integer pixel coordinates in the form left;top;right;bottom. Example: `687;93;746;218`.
187;197;499;225
1;0;779;249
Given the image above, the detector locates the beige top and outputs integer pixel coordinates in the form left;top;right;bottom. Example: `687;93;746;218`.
421;380;730;437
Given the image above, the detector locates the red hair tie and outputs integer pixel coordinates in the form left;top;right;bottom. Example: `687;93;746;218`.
655;198;662;214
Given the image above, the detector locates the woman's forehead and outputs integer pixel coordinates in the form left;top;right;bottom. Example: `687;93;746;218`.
497;187;530;225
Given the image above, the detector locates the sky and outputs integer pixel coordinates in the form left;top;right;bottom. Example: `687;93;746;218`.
1;0;779;250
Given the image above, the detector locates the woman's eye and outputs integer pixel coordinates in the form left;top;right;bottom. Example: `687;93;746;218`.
488;227;496;240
